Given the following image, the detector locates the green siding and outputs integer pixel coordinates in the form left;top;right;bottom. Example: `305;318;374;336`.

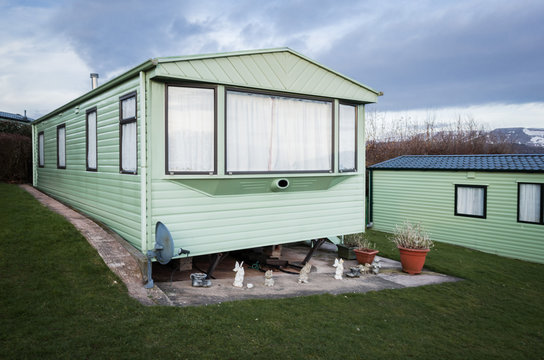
34;77;142;248
155;51;377;103
371;170;544;263
146;78;367;256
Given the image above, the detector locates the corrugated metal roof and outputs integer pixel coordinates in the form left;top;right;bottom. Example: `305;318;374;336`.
369;154;544;172
0;111;32;122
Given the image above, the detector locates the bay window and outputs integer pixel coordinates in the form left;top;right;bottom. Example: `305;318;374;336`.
339;103;357;172
518;183;543;224
455;185;486;218
226;90;332;173
166;85;215;174
119;92;137;174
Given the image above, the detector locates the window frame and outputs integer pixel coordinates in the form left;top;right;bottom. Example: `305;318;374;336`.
119;91;138;175
224;87;335;175
454;184;487;219
517;182;544;225
338;102;358;173
164;83;218;175
86;107;98;172
56;124;66;169
38;131;44;168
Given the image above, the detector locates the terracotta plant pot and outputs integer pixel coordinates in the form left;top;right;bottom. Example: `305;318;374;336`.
397;246;430;274
353;248;379;265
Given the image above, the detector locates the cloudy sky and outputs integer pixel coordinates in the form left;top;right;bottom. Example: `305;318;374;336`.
1;0;543;129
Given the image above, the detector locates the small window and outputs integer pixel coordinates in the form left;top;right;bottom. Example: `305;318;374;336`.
119;92;137;174
57;124;66;169
226;90;333;173
38;131;44;167
518;183;543;224
339;103;357;172
86;108;97;171
455;185;486;218
166;85;216;174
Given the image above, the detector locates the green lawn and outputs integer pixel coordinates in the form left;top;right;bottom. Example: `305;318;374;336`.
1;183;542;359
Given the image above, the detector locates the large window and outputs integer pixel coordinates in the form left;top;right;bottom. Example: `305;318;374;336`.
38;131;44;167
339;103;357;172
166;85;215;174
57;124;66;169
455;185;486;218
226;90;333;173
518;183;543;224
86;108;97;171
119;92;137;174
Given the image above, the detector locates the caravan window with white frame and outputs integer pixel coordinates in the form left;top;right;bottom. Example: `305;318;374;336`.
38;131;44;167
166;85;216;174
119;92;137;174
455;185;486;218
86;108;97;171
57;124;66;169
339;103;357;172
226;90;333;173
518;183;543;224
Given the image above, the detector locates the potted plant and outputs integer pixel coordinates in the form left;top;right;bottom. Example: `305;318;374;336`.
337;233;360;260
338;233;379;264
390;221;433;275
353;237;379;265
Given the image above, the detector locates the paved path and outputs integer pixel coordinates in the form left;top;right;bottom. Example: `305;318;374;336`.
20;185;171;305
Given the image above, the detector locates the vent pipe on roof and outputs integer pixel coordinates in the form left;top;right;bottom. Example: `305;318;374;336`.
90;73;99;90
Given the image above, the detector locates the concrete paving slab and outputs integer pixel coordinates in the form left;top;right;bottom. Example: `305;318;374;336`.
21;185;461;308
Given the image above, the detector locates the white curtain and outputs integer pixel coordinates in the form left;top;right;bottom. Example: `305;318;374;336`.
519;184;541;223
122;122;137;172
168;87;214;172
122;97;136;119
58;126;66;167
339;104;356;171
457;186;484;216
38;133;44;166
226;91;332;172
87;111;97;169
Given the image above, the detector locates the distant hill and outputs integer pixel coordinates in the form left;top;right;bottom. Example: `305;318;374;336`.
489;127;544;150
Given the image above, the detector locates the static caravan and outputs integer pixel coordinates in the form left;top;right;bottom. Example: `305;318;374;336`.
369;154;544;263
32;48;380;269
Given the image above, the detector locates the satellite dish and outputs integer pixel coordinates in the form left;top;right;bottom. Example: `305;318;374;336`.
145;222;190;289
154;222;175;265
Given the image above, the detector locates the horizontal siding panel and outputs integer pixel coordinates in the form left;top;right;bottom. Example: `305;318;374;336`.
35;77;143;249
151;175;365;256
372;170;544;263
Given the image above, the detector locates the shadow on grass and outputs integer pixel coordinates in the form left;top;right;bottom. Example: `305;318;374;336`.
1;183;542;359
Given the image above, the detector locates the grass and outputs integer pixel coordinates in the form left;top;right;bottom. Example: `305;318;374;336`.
1;182;543;359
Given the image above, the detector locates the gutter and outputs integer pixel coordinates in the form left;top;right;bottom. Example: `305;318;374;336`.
33;59;158;124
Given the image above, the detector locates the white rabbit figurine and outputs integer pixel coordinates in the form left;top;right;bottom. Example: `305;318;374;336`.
233;261;245;288
264;270;275;287
333;258;344;280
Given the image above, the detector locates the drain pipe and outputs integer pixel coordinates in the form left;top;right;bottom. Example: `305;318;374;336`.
367;169;374;228
139;71;147;255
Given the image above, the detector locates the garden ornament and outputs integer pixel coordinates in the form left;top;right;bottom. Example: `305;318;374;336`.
233;261;245;287
298;262;312;284
190;273;211;287
264;270;275;287
333;258;344;280
371;259;382;275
